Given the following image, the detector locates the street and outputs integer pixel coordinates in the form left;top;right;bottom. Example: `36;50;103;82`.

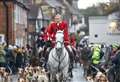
10;64;87;82
70;64;87;82
0;0;119;82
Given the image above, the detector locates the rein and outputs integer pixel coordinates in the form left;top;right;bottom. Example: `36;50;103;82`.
52;48;67;72
56;41;63;45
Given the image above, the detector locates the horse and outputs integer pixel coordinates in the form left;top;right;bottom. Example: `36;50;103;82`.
47;30;70;82
37;42;51;68
80;47;92;78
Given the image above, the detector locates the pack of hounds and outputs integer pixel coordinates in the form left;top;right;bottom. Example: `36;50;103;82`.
0;66;49;82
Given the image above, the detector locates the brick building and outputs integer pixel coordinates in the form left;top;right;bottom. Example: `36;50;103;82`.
0;0;28;47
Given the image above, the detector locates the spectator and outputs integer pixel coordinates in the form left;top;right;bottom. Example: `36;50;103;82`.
76;30;80;48
16;48;24;68
0;45;6;67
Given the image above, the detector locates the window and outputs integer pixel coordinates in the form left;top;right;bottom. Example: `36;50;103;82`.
14;5;19;23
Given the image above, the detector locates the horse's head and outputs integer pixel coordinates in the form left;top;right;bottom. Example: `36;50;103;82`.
55;30;64;50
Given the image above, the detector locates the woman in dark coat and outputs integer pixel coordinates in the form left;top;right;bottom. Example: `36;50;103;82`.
16;49;23;68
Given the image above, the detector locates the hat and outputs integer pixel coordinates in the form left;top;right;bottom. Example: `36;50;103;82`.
94;44;101;49
112;43;119;49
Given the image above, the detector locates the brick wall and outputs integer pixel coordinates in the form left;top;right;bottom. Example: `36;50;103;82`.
0;1;14;44
7;2;14;44
0;2;6;34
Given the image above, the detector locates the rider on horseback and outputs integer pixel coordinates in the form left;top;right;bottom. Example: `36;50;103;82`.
47;14;69;47
46;13;74;74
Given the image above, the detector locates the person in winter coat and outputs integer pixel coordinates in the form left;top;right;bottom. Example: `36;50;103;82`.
76;30;80;48
92;44;104;66
16;48;24;68
110;46;120;82
111;44;120;65
0;45;6;67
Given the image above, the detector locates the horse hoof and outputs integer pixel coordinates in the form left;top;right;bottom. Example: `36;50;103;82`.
68;77;71;80
69;73;73;78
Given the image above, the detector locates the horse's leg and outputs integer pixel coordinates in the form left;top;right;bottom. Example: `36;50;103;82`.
63;65;70;82
50;74;53;82
72;48;78;67
50;73;53;82
50;73;57;82
68;63;73;79
77;48;81;66
83;62;89;79
56;73;62;82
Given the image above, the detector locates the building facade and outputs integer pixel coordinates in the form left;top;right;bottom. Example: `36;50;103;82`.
14;4;28;47
110;0;120;3
0;0;28;47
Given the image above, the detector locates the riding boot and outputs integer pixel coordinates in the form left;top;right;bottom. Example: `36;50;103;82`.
65;46;74;76
72;47;77;57
72;47;78;66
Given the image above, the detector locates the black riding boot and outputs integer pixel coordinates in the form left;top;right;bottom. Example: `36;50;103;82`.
66;47;74;78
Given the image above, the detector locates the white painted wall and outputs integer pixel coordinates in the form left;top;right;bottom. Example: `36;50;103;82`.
89;16;120;45
14;5;27;47
0;34;5;44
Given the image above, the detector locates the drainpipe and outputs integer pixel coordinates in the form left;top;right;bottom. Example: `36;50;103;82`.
3;0;9;47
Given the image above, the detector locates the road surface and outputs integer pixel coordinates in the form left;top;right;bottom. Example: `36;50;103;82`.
11;64;87;82
70;64;87;82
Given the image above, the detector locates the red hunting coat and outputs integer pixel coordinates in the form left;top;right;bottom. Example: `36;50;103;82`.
70;34;76;47
47;21;70;47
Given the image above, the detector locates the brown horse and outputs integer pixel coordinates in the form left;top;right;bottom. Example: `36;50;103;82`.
80;47;92;78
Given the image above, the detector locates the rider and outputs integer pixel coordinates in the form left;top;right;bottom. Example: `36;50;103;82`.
70;33;76;48
36;27;46;48
46;13;74;71
70;33;77;61
47;14;70;47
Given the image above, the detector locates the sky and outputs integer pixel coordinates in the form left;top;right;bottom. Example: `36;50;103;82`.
78;0;110;9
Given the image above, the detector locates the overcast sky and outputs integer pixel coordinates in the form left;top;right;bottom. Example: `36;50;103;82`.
78;0;110;9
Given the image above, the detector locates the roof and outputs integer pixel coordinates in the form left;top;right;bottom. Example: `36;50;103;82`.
63;0;82;16
15;1;29;10
28;4;51;21
28;5;39;19
3;0;29;10
43;14;51;20
45;0;63;8
71;7;80;15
